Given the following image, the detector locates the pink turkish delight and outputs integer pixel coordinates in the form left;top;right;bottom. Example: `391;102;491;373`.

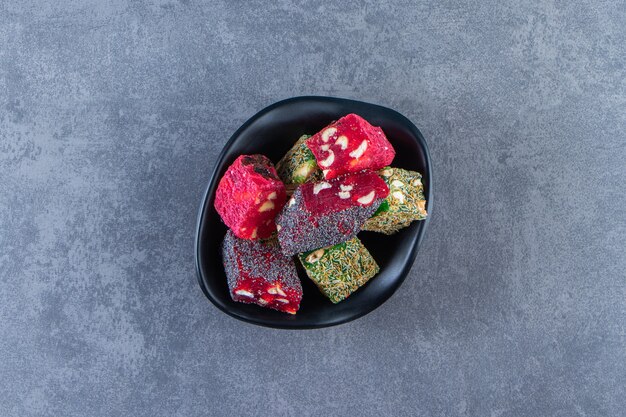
306;114;395;180
214;155;286;240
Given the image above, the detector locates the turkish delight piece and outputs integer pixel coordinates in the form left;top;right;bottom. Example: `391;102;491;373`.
276;135;323;191
306;114;395;180
299;237;379;303
276;170;389;255
222;231;302;314
214;154;286;240
362;167;428;235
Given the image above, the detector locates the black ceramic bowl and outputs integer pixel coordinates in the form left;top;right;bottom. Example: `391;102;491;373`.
195;96;432;329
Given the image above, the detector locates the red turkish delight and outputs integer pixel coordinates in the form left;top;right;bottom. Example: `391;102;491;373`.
222;231;302;314
306;114;395;180
214;155;286;240
276;170;389;255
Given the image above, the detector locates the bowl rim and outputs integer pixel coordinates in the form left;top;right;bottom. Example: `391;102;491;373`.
194;95;433;329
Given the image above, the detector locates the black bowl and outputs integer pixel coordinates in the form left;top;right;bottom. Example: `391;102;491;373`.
195;96;432;329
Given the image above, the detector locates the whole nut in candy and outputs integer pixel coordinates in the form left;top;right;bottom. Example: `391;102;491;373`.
357;190;376;205
335;135;348;150
381;168;393;177
306;249;325;264
392;191;405;203
258;200;275;212
321;127;337;142
349;140;368;159
318;150;335;168
338;184;353;199
313;182;332;195
268;286;287;297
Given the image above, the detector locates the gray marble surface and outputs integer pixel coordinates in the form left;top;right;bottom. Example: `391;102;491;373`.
1;1;625;416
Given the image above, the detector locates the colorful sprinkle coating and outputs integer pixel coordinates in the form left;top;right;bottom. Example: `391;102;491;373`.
299;237;379;303
362;167;428;234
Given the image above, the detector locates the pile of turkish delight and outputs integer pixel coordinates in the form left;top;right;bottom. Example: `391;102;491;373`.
214;114;427;314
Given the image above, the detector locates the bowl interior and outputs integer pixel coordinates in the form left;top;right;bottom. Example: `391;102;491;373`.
196;96;432;329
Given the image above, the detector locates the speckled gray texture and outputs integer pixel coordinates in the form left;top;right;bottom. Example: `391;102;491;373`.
1;1;624;416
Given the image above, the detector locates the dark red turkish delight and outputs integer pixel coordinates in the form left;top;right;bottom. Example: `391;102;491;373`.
222;230;302;314
214;154;286;240
306;113;395;180
276;170;389;255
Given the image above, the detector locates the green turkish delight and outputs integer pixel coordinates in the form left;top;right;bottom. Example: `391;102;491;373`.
298;237;379;303
276;135;322;189
362;167;428;235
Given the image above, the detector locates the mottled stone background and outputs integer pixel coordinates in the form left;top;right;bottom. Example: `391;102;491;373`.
1;1;625;416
